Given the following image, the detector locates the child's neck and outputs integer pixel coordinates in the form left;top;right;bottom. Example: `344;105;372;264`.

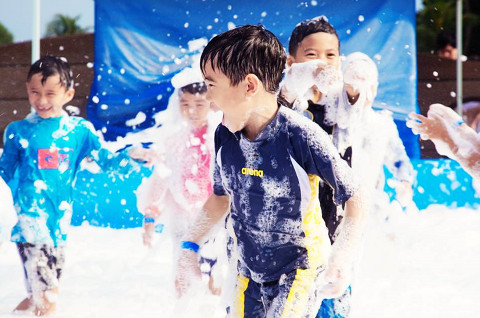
242;93;279;141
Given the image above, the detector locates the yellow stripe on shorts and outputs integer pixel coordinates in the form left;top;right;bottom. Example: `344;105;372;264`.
280;268;318;318
232;274;250;318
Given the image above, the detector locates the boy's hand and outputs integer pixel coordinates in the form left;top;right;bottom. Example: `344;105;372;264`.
408;104;465;160
129;147;156;166
408;110;452;142
342;53;378;103
317;252;353;298
142;208;161;248
318;215;362;298
143;222;155;248
313;63;343;95
282;60;329;102
175;249;202;298
427;103;463;126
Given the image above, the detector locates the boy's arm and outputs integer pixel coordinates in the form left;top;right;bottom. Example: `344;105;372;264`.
409;104;480;180
129;147;160;167
80;120;140;175
0;125;20;183
319;187;366;298
175;193;230;298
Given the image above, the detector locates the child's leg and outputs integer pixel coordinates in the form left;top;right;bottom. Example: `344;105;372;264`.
14;243;65;316
14;243;35;312
266;267;324;318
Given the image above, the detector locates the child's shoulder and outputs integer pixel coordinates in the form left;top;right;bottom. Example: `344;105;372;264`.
278;106;323;135
214;122;234;143
4;117;34;134
63;115;96;131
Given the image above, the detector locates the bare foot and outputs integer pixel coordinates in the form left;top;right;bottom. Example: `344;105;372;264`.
34;300;56;316
34;289;59;316
13;296;34;313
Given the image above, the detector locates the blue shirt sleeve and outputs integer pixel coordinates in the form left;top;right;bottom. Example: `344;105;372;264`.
293;119;358;205
0;123;20;183
78;119;138;175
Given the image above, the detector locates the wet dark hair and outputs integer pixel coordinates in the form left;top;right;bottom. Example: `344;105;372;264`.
288;17;339;56
436;30;456;51
200;24;286;94
27;55;74;90
179;82;207;95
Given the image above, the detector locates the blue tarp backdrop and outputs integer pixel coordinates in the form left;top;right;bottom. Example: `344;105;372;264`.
88;0;419;157
70;0;480;228
71;158;480;228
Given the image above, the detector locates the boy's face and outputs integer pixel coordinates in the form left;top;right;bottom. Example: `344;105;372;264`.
203;62;254;133
26;73;74;119
179;91;211;128
438;44;458;60
289;32;340;68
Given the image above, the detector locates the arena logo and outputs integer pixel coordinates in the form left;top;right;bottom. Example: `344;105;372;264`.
241;167;263;177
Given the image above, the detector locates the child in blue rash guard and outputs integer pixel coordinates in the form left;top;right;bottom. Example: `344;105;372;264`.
173;25;366;318
0;56;138;316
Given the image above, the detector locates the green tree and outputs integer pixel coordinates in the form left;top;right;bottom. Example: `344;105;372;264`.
0;21;13;44
44;14;90;37
416;0;480;57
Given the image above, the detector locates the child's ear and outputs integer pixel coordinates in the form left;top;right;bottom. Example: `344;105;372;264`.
245;74;259;97
286;55;295;67
64;88;75;104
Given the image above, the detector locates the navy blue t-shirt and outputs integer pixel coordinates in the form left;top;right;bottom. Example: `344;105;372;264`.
213;106;358;283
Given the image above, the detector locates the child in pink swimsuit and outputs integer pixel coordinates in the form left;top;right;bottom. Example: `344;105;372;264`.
131;66;219;248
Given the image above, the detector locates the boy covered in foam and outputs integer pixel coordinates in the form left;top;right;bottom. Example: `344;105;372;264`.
174;24;366;318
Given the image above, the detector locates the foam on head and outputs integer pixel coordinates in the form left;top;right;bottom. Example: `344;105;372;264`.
171;57;205;90
154;54;205;127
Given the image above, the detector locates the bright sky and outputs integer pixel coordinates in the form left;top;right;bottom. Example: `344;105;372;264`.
0;0;94;43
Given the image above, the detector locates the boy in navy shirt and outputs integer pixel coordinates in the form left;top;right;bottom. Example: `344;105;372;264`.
174;25;366;318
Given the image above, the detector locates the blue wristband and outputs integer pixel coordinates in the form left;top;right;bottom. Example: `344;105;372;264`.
457;119;465;127
181;241;200;253
143;217;155;224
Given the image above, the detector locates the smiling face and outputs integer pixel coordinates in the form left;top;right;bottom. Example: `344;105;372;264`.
178;91;211;128
289;32;340;68
203;61;254;133
26;73;75;119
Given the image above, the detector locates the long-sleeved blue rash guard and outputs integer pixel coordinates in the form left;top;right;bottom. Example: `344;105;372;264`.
0;112;133;247
213;106;358;283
